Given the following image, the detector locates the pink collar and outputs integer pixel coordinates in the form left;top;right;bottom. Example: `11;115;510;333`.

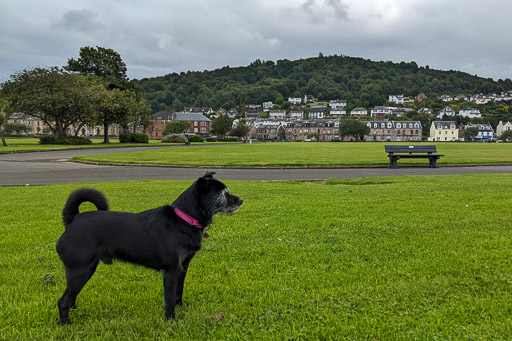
174;207;205;229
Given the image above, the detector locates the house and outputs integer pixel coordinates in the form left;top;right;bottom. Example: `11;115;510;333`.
288;97;302;105
418;107;433;115
391;108;414;117
147;111;173;139
495;93;512;102
458;107;481;119
245;111;260;120
263;102;273;112
215;108;227;118
227;108;239;118
7;113;48;134
455;94;469;102
440;94;454;102
471;95;491;104
329;100;347;109
304;95;317;103
415;93;427;102
245;104;262;112
437;107;456;119
350;108;367;117
389;95;404;104
290;111;304;120
308;109;325;119
329;109;346;118
497;121;512;137
365;120;422;142
285;120;340;142
269;109;286;119
371;106;394;118
428;121;458;142
464;124;495;141
249;122;283;140
173;112;212;137
309;103;328;110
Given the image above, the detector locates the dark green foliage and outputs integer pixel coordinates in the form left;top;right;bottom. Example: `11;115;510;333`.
3;123;32;135
340;119;371;141
134;55;512;113
187;135;203;142
39;135;92;145
205;137;217;142
119;132;149;143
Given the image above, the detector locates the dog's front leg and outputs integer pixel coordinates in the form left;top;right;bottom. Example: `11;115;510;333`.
162;269;178;319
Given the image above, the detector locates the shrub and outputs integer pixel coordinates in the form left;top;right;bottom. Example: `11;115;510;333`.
187;135;203;142
161;134;189;143
205;137;217;142
39;136;93;145
119;133;149;143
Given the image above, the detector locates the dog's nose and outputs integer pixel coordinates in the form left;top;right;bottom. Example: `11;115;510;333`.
238;198;243;206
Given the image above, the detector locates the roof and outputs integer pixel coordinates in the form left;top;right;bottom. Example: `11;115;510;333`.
173;112;211;122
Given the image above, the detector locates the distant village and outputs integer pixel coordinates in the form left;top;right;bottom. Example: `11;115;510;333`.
7;91;512;143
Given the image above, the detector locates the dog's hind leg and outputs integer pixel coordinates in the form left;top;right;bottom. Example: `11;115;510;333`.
162;268;179;319
58;262;98;324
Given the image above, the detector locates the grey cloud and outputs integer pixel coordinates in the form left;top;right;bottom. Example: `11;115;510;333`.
58;9;102;32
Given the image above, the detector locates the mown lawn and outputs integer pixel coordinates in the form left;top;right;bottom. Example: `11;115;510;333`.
1;174;511;340
73;142;512;167
0;137;221;153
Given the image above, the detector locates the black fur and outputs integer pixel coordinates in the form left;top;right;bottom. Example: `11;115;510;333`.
56;172;242;324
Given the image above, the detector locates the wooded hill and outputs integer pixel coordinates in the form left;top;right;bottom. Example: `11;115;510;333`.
135;55;512;114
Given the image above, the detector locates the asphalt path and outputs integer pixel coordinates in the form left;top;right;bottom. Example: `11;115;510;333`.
1;145;511;186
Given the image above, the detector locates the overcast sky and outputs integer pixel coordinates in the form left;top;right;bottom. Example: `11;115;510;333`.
1;0;511;83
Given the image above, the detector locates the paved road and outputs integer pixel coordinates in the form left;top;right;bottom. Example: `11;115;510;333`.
1;146;511;186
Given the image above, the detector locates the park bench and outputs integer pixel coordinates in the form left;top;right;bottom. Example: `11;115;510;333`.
385;145;444;169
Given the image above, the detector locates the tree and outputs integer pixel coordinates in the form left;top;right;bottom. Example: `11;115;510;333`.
339;119;370;141
230;122;249;141
163;120;190;135
211;115;233;138
66;46;128;89
0;96;11;146
0;67;104;138
463;127;479;141
95;88;137;143
3;123;32;135
500;130;512;141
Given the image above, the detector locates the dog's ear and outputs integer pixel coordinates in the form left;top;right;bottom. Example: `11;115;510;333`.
202;171;216;179
196;177;211;194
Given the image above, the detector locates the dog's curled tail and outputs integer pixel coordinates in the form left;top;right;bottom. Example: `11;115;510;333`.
62;188;109;227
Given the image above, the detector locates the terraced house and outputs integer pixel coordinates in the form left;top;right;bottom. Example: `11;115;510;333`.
365;120;422;142
429;121;459;142
285;120;340;141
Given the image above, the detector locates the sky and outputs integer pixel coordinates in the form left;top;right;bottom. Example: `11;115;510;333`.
1;0;511;83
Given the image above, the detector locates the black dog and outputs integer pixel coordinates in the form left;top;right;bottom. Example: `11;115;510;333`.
56;172;242;324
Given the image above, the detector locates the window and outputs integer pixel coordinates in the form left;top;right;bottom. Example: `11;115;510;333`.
194;121;198;126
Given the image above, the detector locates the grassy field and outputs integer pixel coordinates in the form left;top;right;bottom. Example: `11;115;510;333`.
73;142;512;167
0;137;221;153
1;175;511;339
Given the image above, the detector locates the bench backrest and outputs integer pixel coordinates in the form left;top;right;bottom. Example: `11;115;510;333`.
385;145;437;153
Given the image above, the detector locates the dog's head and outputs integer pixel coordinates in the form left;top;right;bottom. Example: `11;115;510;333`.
195;172;243;216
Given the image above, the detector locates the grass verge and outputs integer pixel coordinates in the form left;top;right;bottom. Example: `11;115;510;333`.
1;175;511;339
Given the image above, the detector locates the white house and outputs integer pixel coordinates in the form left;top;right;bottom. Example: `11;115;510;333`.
308;109;324;119
329;99;347;109
459;107;482;119
389;95;404;104
440;94;454;102
262;102;273;112
329;109;346;117
288;97;302;105
437;107;456;118
350;108;367;117
290;111;304;120
371;106;394;118
269;109;286;119
464;124;495;141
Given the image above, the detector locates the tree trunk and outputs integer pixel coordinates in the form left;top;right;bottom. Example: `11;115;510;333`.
103;121;110;143
1;127;7;146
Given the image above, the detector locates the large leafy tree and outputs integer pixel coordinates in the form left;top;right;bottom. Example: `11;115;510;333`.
66;46;128;89
95;88;137;144
0;67;104;138
339;118;370;141
163;120;190;135
211;114;233;138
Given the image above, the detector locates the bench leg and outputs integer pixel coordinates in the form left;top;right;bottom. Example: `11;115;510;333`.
389;157;398;169
429;157;438;168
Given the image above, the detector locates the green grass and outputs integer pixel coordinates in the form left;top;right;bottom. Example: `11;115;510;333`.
1;175;511;339
73;142;512;167
0;137;229;153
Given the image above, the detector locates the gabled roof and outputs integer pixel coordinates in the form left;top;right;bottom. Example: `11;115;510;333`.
174;112;211;122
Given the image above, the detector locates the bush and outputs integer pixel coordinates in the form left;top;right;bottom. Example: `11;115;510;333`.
161;134;189;143
119;133;149;143
39;136;93;145
217;137;240;142
205;137;217;142
187;135;203;142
